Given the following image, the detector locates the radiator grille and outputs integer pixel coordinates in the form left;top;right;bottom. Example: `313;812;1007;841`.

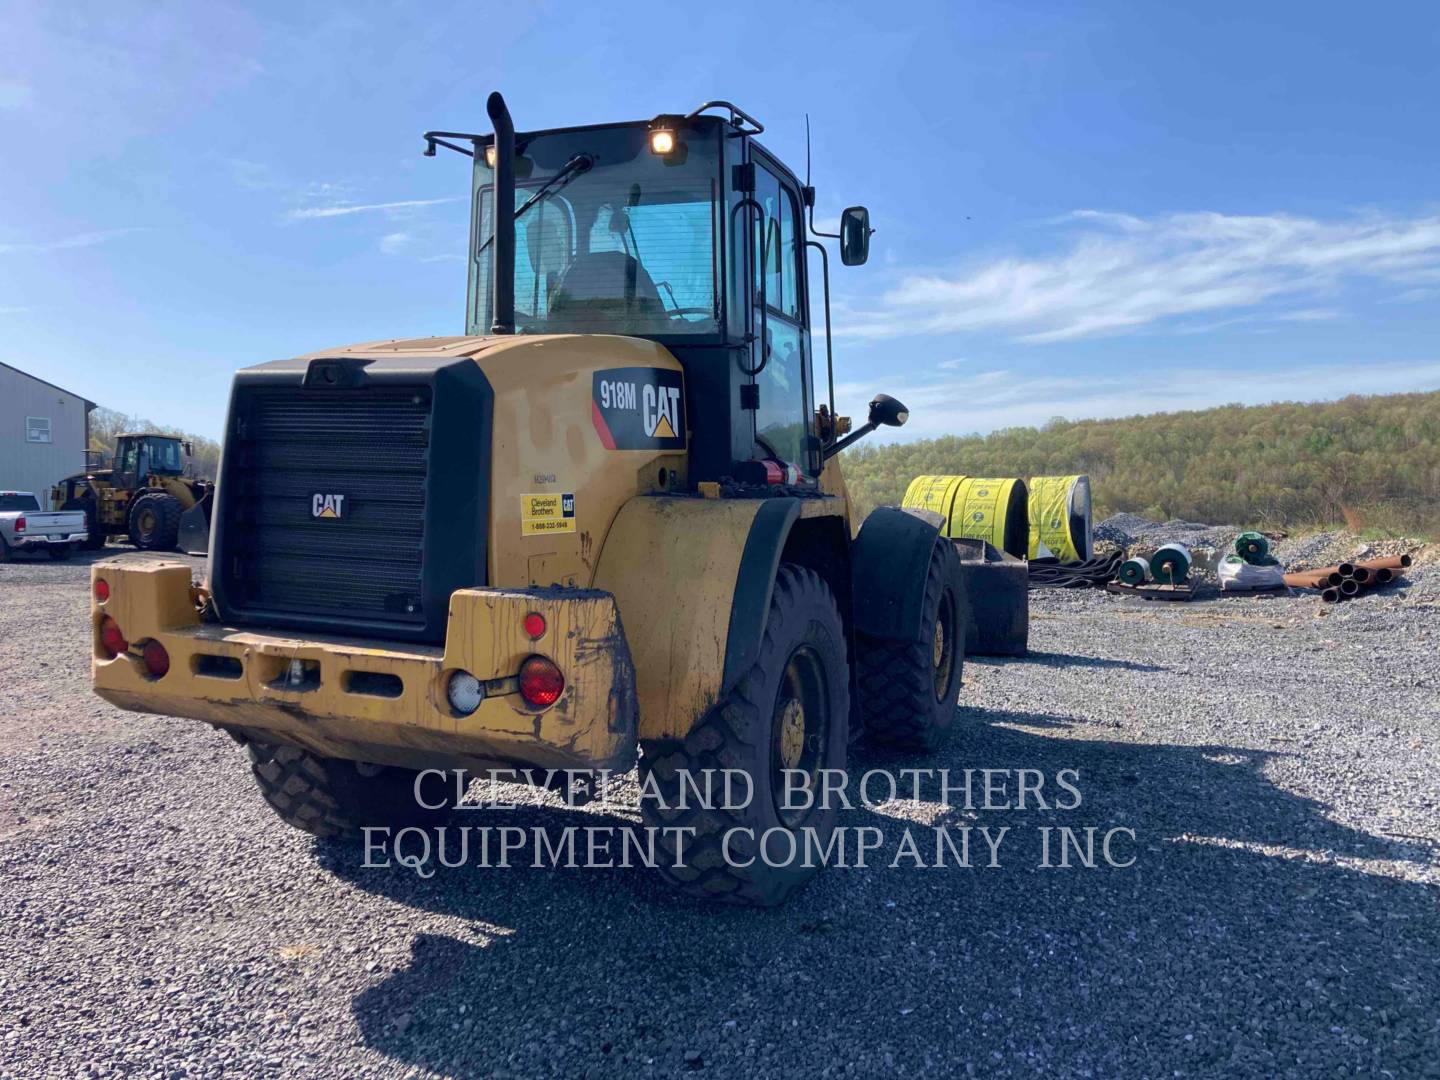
222;385;431;627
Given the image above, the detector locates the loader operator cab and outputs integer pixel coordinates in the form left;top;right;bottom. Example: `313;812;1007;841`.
112;434;187;490
431;100;881;486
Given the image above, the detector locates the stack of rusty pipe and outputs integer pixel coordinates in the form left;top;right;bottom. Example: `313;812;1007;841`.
1282;554;1412;603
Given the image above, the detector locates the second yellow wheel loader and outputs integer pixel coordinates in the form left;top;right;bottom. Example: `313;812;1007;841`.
53;433;213;554
88;94;967;906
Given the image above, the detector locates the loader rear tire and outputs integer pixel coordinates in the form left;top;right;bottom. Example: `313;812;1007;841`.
857;537;966;752
246;742;457;840
639;564;849;906
128;492;182;551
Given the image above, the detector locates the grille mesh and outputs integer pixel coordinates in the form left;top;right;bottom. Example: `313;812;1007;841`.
223;386;431;626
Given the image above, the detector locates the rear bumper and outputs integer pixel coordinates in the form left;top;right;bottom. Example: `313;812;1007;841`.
12;531;86;548
90;559;638;773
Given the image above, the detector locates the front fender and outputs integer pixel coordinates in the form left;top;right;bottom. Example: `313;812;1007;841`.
594;495;801;740
851;506;944;642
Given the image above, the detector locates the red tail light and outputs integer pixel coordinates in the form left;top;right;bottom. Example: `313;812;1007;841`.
523;611;547;639
142;640;170;678
94;578;110;603
13;516;24;533
99;616;128;658
518;656;564;708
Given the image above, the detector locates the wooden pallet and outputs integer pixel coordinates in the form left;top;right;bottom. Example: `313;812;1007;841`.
1105;581;1195;602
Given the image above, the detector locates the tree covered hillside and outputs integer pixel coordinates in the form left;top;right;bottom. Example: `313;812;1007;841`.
842;391;1440;535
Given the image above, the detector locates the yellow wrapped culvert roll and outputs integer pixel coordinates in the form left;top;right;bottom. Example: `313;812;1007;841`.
1027;474;1092;563
901;475;1030;558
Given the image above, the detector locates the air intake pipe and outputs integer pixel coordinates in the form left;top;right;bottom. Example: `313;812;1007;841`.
486;91;516;335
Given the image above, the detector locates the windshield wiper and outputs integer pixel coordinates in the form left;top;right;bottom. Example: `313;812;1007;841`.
477;153;594;255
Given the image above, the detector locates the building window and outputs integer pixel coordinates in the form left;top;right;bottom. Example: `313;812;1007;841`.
25;417;52;444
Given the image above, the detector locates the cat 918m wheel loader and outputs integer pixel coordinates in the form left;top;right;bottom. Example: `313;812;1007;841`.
90;94;967;905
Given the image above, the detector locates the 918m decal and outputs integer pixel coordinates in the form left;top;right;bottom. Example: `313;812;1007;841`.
592;367;686;450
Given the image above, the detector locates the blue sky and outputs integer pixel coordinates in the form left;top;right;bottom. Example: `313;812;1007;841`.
2;1;1438;442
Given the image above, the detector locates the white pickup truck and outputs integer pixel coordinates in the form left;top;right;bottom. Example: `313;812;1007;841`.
0;491;89;561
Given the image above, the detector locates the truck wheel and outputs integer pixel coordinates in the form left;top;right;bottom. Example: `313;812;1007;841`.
128;492;182;551
47;544;72;561
0;538;9;562
857;537;966;752
640;564;849;906
246;742;458;839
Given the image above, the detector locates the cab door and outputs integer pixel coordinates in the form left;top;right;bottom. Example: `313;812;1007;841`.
745;152;814;475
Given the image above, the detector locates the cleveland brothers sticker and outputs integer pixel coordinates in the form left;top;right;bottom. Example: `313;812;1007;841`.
521;492;576;536
592;367;686;450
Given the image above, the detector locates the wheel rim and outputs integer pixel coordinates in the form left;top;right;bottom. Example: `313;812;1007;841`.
137;507;156;535
933;592;958;702
770;645;829;827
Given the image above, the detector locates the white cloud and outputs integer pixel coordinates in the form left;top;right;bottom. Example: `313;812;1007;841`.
289;197;460;221
0;229;141;255
937;358;968;369
838;358;1440;442
379;232;412;256
837;210;1440;344
1272;308;1343;322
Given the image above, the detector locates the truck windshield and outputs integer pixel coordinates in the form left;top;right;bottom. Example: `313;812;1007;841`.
468;123;720;337
0;494;40;512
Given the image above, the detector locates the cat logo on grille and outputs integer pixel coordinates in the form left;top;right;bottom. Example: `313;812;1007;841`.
312;493;347;520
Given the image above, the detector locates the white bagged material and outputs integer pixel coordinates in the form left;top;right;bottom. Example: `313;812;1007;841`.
1217;554;1285;591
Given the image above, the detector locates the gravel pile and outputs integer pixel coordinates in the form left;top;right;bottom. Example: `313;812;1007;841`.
2;548;1438;1077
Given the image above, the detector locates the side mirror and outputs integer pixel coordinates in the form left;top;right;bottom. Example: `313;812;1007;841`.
868;393;909;428
822;391;909;460
840;206;871;266
184;441;194;456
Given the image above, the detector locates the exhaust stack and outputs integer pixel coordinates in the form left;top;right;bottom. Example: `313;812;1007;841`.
486;91;516;335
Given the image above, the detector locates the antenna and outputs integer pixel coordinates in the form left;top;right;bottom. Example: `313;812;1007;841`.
805;113;812;188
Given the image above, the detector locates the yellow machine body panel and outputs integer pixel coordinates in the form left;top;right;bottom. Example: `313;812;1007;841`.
298;334;688;591
93;333;851;770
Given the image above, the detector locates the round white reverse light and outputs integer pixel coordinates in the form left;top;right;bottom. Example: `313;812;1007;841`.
447;671;484;715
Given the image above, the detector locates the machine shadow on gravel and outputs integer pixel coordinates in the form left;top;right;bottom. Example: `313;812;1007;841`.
331;709;1440;1077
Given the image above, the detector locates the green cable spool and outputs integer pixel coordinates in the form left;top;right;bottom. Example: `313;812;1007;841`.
1116;557;1150;586
1149;543;1192;584
1235;531;1269;563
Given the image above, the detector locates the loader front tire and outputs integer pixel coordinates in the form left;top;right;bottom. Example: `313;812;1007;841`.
640;564;849;906
128;492;182;551
246;742;457;840
857;537;966;752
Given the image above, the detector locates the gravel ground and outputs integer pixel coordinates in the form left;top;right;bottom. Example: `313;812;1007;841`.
2;546;1438;1078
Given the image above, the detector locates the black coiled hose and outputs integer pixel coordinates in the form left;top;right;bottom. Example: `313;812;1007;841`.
1027;550;1125;589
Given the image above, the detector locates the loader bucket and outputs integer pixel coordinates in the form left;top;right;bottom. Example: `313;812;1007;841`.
178;493;212;556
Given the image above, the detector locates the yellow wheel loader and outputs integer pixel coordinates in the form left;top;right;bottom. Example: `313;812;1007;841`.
54;433;214;554
89;95;966;906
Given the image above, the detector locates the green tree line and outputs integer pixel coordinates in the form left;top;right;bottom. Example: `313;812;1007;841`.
841;391;1440;536
89;407;221;480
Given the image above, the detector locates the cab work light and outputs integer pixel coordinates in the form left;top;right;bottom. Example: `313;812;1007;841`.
648;128;675;155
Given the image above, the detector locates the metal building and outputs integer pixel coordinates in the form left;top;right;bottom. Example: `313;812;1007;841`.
0;362;95;509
